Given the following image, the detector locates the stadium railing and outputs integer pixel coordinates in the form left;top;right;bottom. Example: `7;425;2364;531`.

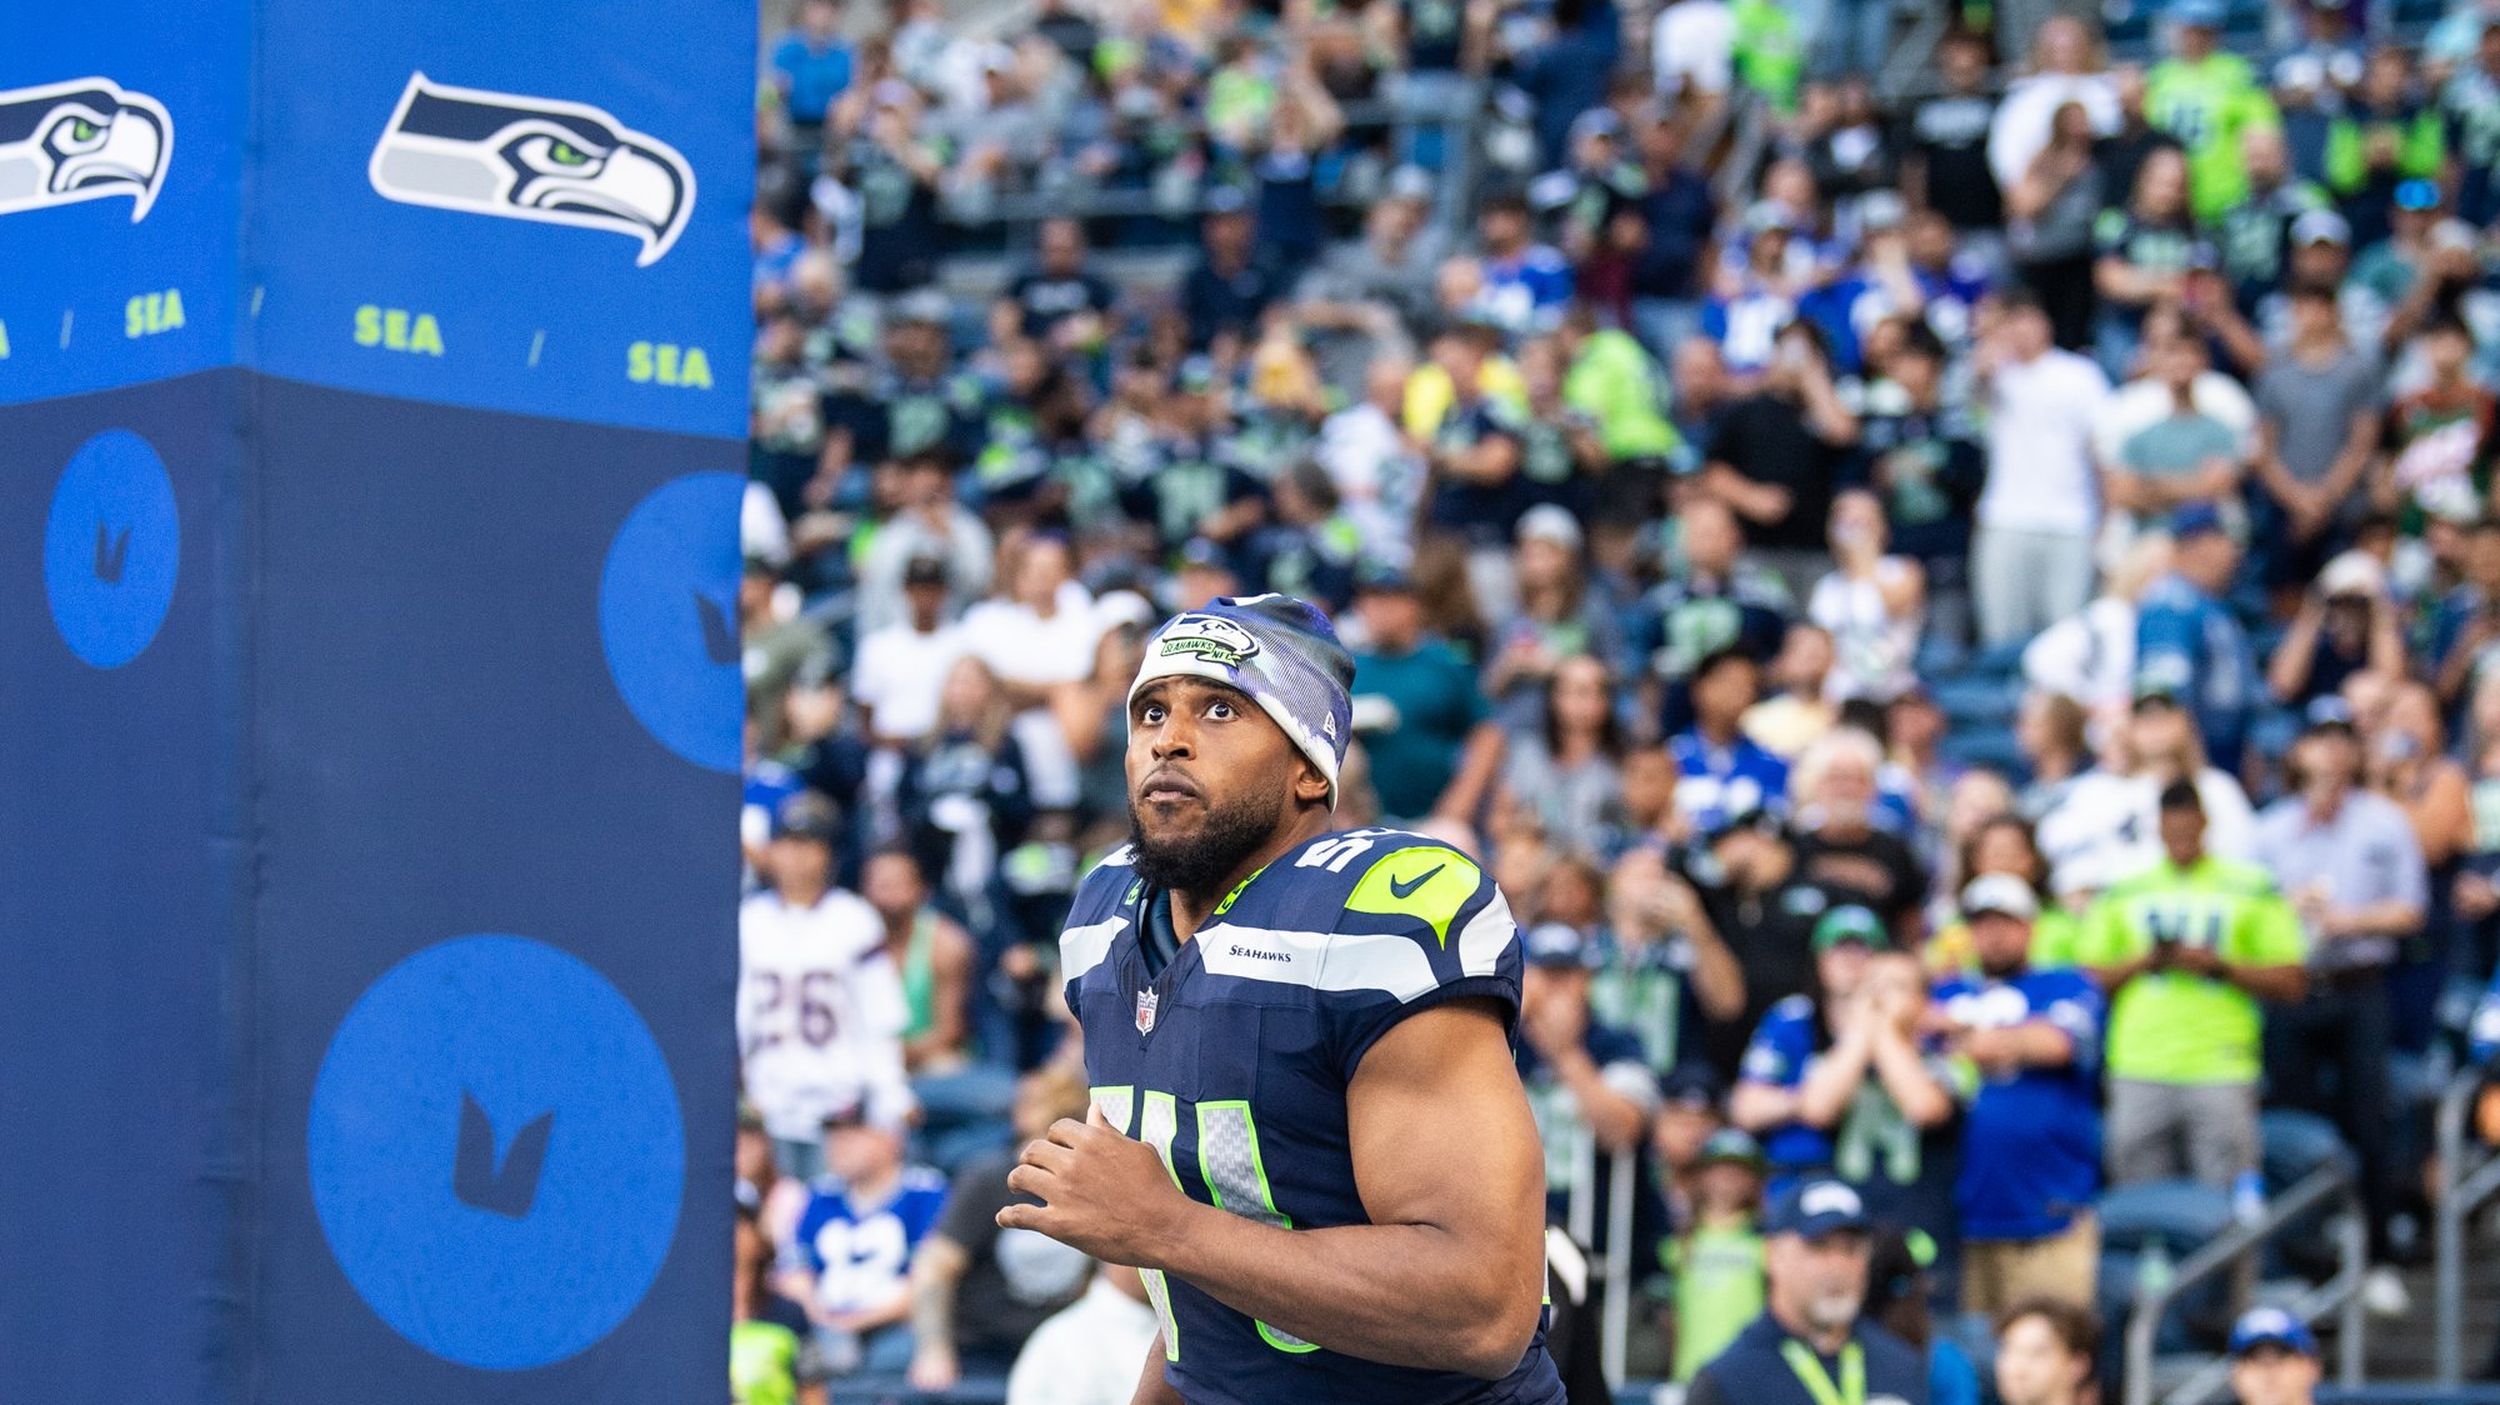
2438;1066;2500;1384
1563;1127;1642;1388
2121;1156;2366;1405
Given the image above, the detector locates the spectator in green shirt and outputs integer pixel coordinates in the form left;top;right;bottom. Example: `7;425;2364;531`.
2144;0;2281;224
2076;780;2308;1189
1657;1128;1770;1382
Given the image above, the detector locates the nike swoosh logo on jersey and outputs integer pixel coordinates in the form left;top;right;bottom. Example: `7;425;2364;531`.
1389;863;1446;900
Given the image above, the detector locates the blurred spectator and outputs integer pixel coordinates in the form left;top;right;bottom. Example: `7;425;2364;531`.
1518;921;1663;1220
1653;0;1735;105
854;556;966;748
2144;0;2278;224
1685;809;1836;1073
896;657;1037;917
1502;654;1631;857
772;0;853;136
1903;35;2002;254
1626;119;1721;359
2217;128;2329;322
1992;1297;2101;1405
788;1102;948;1375
742;557;838;754
997;217;1116;353
1864;1226;1984;1405
1975;289;2110;646
1809;489;1923;704
1485;505;1621;725
1348;564;1501;823
2270;552;2403;711
1992;17;2119;198
2092;147;2202;375
1639;496;1795;736
1473;189;1575;338
1657;1128;1769;1383
2226;1307;2324;1405
1857;320;1983;635
2253;281;2386;602
1180;192;1281;355
1699;319;1861;597
1931;814;2084;972
2134;507;2259;771
906;1069;1093;1391
1003;1264;1157;1405
1672;646;1792;839
734;1203;828;1405
1746;621;1843;758
1790;729;1926;935
2097;329;2250;558
1931;876;2106;1315
740;795;910;1174
2080;780;2306;1189
1600;845;1748;1072
2255;717;2425;1257
861;848;975;1073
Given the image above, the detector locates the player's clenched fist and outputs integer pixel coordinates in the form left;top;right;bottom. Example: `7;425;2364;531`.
997;1102;1188;1266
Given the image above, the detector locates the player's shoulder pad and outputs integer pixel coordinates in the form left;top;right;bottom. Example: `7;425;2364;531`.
1280;827;1501;947
1061;845;1141;984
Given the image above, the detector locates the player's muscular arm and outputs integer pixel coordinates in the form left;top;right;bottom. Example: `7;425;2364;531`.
1004;1000;1547;1379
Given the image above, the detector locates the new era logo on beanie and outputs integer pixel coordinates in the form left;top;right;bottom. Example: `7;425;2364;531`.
1130;593;1355;808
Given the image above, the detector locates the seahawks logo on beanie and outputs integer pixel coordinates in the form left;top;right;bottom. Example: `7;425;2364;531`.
1156;614;1263;667
1130;593;1355;808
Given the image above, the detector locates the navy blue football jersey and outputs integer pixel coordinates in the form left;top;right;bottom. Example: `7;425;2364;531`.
1059;826;1566;1405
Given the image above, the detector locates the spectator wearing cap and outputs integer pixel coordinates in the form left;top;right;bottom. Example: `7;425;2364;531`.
741;795;911;1176
1697;318;1860;602
2226;1307;2323;1405
2254;713;2425;1256
1638;497;1794;736
1682;809;1841;1074
2256;208;2389;354
2091;145;2204;376
1733;910;1960;1227
1654;1063;1732;1224
853;556;967;750
1682;1179;1930;1405
2135;503;2259;773
1517;920;1665;1232
787;1099;950;1375
1972;287;2110;647
2252;277;2386;600
2270;550;2402;713
2143;0;2279;224
1657;1128;1770;1384
2327;48;2447;223
2354;177;2453;315
2078;779;2307;1190
1346;563;1503;824
1484;504;1622;725
1930;876;2107;1314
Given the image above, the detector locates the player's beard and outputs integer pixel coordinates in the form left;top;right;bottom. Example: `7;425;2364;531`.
1128;774;1287;897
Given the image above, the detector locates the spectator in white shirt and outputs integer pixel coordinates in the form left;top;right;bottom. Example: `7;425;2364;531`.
1316;356;1429;565
2036;691;2257;898
853;555;967;748
1987;16;2119;193
739;795;913;1176
1652;0;1735;103
1004;1264;1159;1405
1974;288;2112;647
957;531;1103;808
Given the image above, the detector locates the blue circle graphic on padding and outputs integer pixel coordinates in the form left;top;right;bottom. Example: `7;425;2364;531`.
45;429;179;668
599;471;743;773
308;935;685;1370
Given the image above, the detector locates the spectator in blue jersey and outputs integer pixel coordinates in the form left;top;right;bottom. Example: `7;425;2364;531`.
1471;189;1576;338
1705;204;1808;374
1682;1178;1932;1405
1732;911;1960;1249
2135;504;2259;773
771;0;854;135
1671;647;1793;839
787;1102;950;1375
1638;496;1795;736
1928;875;2106;1316
1518;921;1665;1222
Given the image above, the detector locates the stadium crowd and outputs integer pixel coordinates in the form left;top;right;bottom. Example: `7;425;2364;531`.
728;0;2500;1399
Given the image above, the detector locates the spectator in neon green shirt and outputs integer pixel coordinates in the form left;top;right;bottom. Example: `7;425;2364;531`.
1731;0;1803;113
1657;1128;1769;1381
2076;780;2307;1188
2144;0;2281;224
1559;303;1681;462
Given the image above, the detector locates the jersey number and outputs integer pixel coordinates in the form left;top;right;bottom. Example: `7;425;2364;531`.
1091;1085;1318;1362
742;970;840;1056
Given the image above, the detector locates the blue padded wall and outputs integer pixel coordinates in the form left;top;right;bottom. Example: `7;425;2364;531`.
0;3;752;1400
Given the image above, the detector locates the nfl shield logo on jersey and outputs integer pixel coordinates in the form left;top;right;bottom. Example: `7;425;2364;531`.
1135;987;1159;1034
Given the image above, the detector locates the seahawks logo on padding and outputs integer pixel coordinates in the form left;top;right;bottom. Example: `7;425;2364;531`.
368;73;694;266
0;78;172;222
